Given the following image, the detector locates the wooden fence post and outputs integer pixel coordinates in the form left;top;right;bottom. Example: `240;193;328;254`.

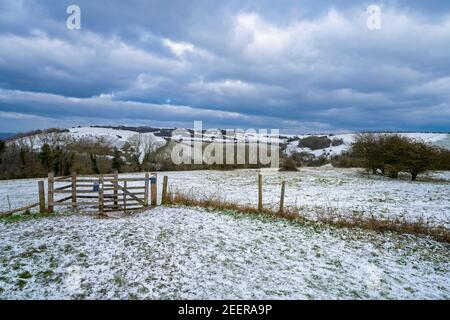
98;175;104;215
48;172;54;213
258;174;263;211
113;170;119;209
279;181;286;214
144;172;149;207
38;181;46;213
162;176;168;204
71;171;77;209
151;173;157;207
123;181;127;212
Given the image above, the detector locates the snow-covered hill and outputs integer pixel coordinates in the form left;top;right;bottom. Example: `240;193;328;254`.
7;126;450;159
68;127;166;149
286;133;450;158
7;126;166;151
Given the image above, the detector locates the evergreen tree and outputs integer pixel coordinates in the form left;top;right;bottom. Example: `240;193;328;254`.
0;140;5;164
39;143;54;172
90;153;100;174
112;147;123;173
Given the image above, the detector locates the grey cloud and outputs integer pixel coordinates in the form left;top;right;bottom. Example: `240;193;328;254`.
0;0;449;132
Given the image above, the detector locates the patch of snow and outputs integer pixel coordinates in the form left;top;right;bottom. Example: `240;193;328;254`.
0;207;448;299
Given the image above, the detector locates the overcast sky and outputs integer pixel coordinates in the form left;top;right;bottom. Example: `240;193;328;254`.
0;0;449;133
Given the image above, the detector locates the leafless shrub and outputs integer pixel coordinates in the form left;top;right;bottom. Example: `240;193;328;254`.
279;156;298;171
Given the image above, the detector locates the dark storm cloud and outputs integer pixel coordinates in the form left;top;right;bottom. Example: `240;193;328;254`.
0;0;449;132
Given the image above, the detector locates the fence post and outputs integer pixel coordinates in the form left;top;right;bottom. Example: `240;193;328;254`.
71;171;77;209
258;174;263;211
48;172;54;213
98;174;104;215
162;176;168;204
151;173;157;207
144;172;149;207
113;170;119;209
123;181;127;212
279;181;286;214
38;181;46;213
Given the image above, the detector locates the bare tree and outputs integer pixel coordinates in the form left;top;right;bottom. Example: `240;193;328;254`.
127;134;144;171
127;134;163;171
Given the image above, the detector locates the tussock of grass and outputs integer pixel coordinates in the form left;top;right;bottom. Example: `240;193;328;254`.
166;190;450;244
0;212;52;224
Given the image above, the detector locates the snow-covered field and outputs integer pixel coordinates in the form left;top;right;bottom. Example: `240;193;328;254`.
0;207;448;299
162;168;450;227
1;168;449;226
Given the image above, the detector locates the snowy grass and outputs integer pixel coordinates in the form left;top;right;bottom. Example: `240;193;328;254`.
0;207;449;299
166;190;450;243
164;168;450;227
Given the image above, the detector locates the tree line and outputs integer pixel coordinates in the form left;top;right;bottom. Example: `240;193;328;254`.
0;130;276;179
1;130;449;180
0;130;165;179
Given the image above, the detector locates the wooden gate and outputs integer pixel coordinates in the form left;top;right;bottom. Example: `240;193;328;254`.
47;172;157;214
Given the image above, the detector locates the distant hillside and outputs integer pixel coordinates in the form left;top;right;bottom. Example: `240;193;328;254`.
89;125;176;137
6;126;450;159
2;126;450;180
286;132;450;159
0;133;14;141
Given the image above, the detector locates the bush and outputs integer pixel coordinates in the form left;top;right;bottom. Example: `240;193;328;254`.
291;152;314;165
331;138;344;146
352;133;441;181
298;136;331;150
279;156;298;171
435;149;450;170
289;151;330;167
331;154;363;168
286;137;298;143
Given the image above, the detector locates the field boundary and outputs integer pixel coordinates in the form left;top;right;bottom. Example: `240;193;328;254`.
165;187;450;244
2;172;449;244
